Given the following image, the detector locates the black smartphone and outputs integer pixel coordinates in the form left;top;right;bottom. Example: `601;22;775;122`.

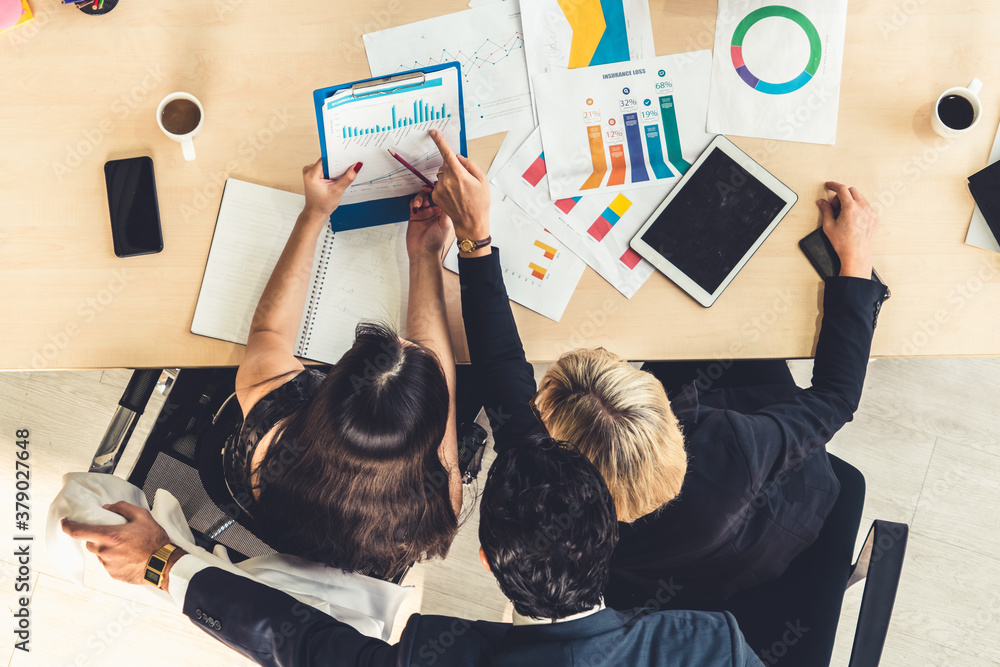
104;156;163;257
799;228;888;292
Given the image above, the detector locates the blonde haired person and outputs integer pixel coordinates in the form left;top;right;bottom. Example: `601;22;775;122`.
533;347;687;523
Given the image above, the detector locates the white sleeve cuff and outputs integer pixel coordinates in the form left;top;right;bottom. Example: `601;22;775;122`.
167;554;210;609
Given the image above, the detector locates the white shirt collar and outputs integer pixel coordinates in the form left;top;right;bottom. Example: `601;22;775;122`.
511;600;606;626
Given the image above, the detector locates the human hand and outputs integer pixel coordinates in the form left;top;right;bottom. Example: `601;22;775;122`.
816;182;879;279
61;501;179;587
302;159;362;220
407;187;453;260
428;129;491;249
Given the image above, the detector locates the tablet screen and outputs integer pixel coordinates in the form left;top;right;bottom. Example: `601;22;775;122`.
637;148;787;293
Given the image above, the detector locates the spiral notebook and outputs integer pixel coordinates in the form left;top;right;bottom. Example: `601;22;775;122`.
191;179;409;364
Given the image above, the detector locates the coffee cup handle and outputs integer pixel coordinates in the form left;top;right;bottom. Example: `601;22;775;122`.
967;78;983;96
181;136;196;161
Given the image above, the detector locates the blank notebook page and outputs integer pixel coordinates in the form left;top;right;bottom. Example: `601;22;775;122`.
192;179;308;346
302;223;409;364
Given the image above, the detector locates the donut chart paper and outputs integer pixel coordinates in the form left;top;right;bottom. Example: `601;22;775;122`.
707;0;848;145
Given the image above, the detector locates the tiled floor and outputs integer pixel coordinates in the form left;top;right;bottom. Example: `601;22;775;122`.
1;359;999;666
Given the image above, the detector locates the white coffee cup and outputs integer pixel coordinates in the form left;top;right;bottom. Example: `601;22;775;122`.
156;92;204;161
932;79;983;138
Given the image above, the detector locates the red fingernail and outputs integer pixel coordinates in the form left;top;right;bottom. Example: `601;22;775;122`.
354;162;363;173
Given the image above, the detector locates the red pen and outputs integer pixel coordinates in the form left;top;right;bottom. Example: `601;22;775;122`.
387;148;436;190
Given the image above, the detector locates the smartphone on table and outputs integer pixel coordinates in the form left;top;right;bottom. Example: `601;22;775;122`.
104;156;163;257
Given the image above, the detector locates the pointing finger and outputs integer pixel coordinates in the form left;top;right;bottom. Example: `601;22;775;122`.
429;129;461;170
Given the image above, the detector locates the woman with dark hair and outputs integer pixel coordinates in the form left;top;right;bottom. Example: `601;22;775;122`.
223;159;461;580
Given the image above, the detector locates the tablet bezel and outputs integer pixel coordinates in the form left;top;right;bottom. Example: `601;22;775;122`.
629;135;798;307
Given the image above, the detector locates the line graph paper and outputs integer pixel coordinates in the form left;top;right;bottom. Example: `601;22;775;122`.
394;33;525;79
365;1;533;139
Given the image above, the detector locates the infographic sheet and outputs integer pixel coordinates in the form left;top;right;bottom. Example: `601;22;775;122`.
494;129;668;298
444;187;586;321
533;51;715;199
707;0;849;145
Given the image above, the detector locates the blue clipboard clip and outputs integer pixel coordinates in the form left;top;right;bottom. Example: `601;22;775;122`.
312;61;467;233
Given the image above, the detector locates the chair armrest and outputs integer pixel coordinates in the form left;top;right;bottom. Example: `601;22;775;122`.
846;520;909;667
89;369;163;474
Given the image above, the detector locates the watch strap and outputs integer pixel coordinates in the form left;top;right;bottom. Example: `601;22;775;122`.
144;543;177;589
458;235;492;253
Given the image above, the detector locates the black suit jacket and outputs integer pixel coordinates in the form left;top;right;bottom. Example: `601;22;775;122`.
458;250;888;608
184;567;763;666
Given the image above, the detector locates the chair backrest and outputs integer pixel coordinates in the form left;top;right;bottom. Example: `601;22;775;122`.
125;367;277;562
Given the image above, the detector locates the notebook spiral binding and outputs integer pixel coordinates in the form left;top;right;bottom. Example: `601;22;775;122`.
296;231;334;357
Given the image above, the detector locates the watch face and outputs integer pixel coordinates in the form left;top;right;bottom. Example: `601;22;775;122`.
458;240;474;252
144;569;161;585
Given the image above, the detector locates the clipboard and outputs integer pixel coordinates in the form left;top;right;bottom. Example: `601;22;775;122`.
313;61;466;232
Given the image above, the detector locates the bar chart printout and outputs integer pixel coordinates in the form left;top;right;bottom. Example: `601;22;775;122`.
533;51;714;199
443;187;585;322
494;128;663;299
323;70;462;205
342;101;451;137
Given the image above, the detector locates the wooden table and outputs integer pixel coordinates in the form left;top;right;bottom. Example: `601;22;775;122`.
2;0;999;369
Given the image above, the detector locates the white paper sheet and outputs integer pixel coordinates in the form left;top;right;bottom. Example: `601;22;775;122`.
493;128;668;298
444;187;586;321
965;118;1000;254
533;51;715;200
706;0;848;145
322;71;462;205
364;1;533;140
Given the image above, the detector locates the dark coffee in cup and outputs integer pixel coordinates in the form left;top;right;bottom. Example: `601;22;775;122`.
160;99;201;135
937;94;976;130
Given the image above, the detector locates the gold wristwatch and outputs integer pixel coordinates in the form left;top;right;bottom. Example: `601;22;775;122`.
144;543;178;589
457;235;492;254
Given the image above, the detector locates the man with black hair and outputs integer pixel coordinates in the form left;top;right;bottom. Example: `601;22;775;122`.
64;434;762;666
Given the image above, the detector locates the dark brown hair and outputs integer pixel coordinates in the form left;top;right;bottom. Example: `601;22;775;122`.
253;322;456;579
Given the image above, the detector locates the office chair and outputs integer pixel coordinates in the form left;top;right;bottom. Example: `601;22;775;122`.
90;367;277;563
680;455;908;667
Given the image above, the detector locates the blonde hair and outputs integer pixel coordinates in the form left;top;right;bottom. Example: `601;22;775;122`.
535;348;687;523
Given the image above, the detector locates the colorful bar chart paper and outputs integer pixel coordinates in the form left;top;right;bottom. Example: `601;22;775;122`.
529;262;548;280
522;153;547;187
533;51;714;198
